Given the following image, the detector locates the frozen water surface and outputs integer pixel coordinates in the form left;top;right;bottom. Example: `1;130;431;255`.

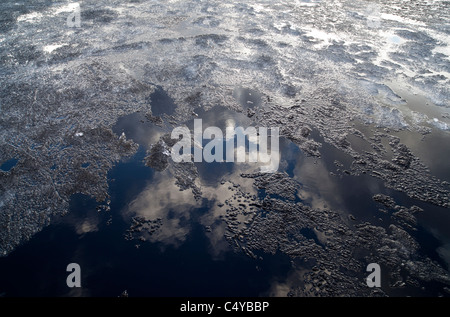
0;0;450;296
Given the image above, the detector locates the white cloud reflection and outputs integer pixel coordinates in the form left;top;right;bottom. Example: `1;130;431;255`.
123;158;259;256
125;171;197;248
75;217;100;235
293;156;344;211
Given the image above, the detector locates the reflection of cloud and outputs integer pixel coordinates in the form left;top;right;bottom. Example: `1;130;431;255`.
75;217;99;235
113;113;165;150
53;200;101;237
293;156;344;210
124;152;260;257
200;184;242;259
437;244;450;270
124;109;284;254
267;282;291;297
430;226;450;270
264;268;308;297
199;163;259;258
126;172;198;248
202;218;229;260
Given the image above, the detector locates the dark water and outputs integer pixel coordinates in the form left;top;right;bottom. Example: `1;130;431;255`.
0;158;18;172
0;87;449;297
149;86;177;117
0;145;292;296
0;98;293;297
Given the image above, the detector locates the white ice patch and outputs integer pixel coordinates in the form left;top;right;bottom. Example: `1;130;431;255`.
359;81;405;106
410;112;449;132
75;132;84;137
51;3;81;15
17;12;43;23
385;34;404;45
372;31;407;70
411;111;429;124
295;1;320;7
304;28;340;49
428;29;450;62
43;44;66;54
374;106;409;129
381;13;426;27
431;118;449;131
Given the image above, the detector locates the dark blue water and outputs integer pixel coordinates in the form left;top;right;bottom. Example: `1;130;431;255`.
0;158;18;172
0;104;294;296
0;88;449;297
0;146;293;296
149;86;177;117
